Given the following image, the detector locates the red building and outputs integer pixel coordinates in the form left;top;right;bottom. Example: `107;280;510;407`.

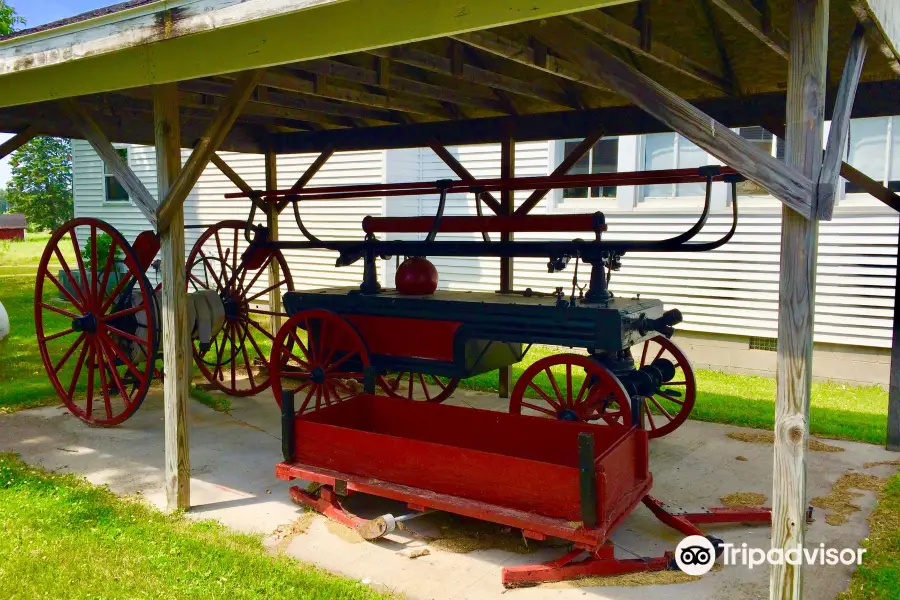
0;214;26;240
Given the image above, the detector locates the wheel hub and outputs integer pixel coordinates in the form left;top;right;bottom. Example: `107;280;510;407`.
557;409;580;421
222;295;242;320
71;313;98;334
309;366;327;384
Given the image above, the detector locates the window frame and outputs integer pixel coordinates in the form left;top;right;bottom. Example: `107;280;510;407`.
551;137;621;212
637;133;722;211
103;147;131;203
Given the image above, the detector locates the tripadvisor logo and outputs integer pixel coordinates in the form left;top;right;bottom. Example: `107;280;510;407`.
675;535;867;575
675;536;718;575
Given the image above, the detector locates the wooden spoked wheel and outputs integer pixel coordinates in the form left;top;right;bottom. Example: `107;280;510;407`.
378;372;460;403
631;336;696;438
271;309;370;415
34;218;158;426
509;354;632;426
186;221;294;396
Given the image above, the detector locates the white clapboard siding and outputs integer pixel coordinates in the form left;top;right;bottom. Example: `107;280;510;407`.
72;141;387;301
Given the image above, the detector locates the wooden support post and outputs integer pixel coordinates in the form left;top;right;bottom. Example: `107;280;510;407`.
265;147;282;336
0;125;38;160
158;69;263;232
889;219;900;451
62;99;159;227
816;25;867;220
514;130;605;216
770;0;828;597
154;83;191;512
498;128;515;399
427;139;503;214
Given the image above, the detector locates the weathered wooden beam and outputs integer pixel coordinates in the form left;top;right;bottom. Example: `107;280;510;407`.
514;129;605;216
450;30;611;93
708;0;790;59
154;82;191;512
817;26;868;220
849;0;900;73
371;46;577;108
427;139;503;214
498;127;515;399
839;163;900;211
265;148;282;336
61;98;159;227
158;70;263;233
0;124;38;160
525;19;815;219
569;11;733;93
295;59;510;114
762;116;900;213
771;0;828;597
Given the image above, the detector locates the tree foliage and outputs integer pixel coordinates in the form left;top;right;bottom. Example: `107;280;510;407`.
0;1;24;36
7;138;73;232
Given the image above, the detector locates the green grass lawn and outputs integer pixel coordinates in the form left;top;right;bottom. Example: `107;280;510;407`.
840;472;900;600
0;453;386;600
0;235;82;412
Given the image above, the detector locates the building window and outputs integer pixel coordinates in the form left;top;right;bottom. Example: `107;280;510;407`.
562;138;619;199
104;148;130;202
642;133;706;198
845;116;900;194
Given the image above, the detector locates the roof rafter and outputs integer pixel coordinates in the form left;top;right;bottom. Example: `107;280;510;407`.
569;10;734;94
185;78;401;125
370;45;578;109
294;59;510;115
707;0;789;59
449;29;612;93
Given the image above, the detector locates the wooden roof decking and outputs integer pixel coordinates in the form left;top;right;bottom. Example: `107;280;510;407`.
0;0;896;154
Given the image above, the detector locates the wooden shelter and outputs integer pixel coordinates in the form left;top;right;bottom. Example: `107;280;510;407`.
1;0;899;596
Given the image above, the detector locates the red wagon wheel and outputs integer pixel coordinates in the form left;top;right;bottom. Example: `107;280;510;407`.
378;372;460;403
271;309;369;415
509;354;631;426
34;218;158;426
631;336;696;438
186;220;294;396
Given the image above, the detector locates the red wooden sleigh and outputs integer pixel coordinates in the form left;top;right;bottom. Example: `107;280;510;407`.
275;393;772;586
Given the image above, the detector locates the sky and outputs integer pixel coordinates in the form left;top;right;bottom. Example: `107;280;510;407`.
1;0;111;187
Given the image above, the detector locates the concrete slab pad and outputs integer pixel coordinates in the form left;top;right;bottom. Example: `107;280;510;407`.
1;388;896;600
